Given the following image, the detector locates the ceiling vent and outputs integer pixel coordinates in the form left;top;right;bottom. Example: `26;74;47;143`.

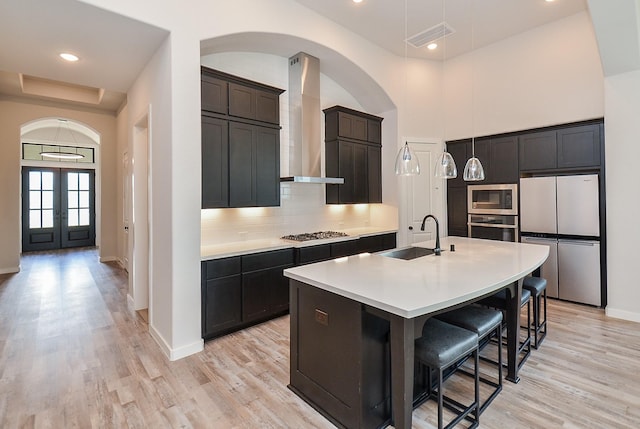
406;22;455;48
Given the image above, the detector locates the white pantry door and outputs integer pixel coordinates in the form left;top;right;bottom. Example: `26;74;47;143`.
404;141;446;244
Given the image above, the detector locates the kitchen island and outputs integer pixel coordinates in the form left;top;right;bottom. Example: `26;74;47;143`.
284;236;549;429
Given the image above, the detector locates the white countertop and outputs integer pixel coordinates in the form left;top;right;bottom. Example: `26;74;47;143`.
200;227;397;260
283;237;549;318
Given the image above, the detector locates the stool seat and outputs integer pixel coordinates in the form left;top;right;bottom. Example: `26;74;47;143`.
415;318;480;428
416;319;478;368
523;276;547;295
436;306;502;338
435;306;503;416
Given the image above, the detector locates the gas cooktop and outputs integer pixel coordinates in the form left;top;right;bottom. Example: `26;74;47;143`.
281;231;349;242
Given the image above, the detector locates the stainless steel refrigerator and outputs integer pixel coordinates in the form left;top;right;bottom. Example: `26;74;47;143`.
520;174;601;306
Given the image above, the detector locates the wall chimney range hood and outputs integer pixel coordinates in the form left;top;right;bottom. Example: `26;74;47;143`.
281;52;344;184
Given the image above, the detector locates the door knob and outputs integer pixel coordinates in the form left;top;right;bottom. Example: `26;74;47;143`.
408;226;413;230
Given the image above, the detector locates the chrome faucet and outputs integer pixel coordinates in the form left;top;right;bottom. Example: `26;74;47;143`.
420;214;441;256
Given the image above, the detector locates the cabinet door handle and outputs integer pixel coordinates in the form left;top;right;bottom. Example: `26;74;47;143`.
408;226;413;230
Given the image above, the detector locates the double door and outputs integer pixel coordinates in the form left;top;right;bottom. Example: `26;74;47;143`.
22;167;95;252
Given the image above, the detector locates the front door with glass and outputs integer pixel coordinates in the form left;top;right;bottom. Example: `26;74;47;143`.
22;167;95;252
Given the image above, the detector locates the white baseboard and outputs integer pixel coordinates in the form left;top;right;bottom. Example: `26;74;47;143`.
149;324;204;361
605;307;640;324
100;256;126;271
127;294;135;311
0;266;20;275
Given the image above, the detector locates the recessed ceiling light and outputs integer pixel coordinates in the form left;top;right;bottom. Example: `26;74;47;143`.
427;43;438;50
545;0;555;2
59;53;79;62
353;0;363;3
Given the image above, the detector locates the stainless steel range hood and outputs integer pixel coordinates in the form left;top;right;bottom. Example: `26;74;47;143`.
281;52;344;184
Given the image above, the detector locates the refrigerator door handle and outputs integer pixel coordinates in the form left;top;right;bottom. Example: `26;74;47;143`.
558;240;597;246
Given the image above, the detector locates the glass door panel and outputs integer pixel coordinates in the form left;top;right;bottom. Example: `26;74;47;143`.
22;168;60;251
61;169;95;248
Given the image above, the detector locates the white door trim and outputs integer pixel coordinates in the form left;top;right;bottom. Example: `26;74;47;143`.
397;137;447;247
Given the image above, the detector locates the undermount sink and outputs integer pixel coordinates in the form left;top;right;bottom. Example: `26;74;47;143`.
379;246;435;260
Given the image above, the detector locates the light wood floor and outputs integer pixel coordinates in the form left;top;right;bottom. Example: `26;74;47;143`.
1;248;639;428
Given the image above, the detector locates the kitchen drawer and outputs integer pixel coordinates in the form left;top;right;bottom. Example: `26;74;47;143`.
357;233;397;253
242;248;294;272
204;256;241;280
331;239;360;258
296;244;332;265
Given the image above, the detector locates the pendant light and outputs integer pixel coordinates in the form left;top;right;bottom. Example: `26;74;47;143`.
395;142;420;175
39;119;85;160
434;0;457;179
462;0;485;181
395;0;420;176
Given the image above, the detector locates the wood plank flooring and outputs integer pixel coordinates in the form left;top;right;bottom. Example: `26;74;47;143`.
1;247;639;428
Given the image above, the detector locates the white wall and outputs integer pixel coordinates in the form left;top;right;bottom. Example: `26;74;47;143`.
603;70;640;322
124;32;205;359
444;11;604;140
116;104;128;272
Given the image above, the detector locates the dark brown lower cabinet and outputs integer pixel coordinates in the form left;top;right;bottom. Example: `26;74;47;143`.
203;275;242;336
201;249;293;340
201;257;242;339
202;233;397;340
242;254;294;323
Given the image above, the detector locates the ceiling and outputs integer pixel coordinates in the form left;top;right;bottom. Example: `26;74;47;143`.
0;0;168;112
0;0;604;114
293;0;588;60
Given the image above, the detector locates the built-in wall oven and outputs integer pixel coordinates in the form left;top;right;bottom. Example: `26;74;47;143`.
467;184;519;242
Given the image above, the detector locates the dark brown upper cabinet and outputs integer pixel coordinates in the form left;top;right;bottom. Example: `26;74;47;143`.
519;130;558;171
324;106;383;204
201;74;228;114
556;124;601;169
444;140;470;237
228;83;281;125
446;140;470;189
473;136;518;184
201;116;229;208
201;66;284;209
519;123;601;172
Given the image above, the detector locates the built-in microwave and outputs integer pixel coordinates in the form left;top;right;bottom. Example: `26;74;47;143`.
467;184;518;216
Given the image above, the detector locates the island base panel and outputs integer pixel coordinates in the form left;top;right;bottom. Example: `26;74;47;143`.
289;280;391;429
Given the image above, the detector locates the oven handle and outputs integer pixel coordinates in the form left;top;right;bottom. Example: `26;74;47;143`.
468;222;518;229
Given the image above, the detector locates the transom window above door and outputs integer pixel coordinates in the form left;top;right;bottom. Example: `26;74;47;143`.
22;143;94;163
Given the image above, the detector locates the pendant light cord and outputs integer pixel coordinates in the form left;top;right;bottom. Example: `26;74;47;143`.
471;0;476;157
442;0;446;145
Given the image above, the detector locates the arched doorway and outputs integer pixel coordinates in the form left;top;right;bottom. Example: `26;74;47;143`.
20;118;100;252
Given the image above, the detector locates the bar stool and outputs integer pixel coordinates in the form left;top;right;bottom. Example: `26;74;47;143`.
435;306;502;415
523;276;547;349
478;287;532;371
415;318;480;429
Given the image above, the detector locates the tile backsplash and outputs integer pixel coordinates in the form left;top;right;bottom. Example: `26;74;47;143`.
201;183;395;246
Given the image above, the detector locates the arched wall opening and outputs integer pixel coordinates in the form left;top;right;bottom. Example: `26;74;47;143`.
199;32;402;245
20;117;102;252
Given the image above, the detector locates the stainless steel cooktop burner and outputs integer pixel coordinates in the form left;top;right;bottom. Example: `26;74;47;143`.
281;231;349;242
